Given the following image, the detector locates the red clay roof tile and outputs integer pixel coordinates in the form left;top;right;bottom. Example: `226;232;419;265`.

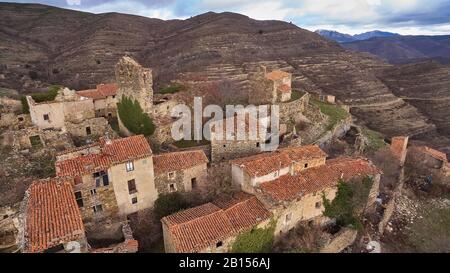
259;157;381;202
77;83;117;100
56;135;152;177
231;145;328;177
153;150;208;175
25;178;85;253
162;192;271;253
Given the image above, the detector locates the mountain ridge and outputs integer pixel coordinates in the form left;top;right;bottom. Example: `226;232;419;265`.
0;2;449;154
315;29;400;43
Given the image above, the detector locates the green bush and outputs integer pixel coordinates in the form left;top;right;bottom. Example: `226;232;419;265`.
231;220;276;253
312;99;349;131
21;85;61;114
322;177;374;230
153;192;189;220
361;127;387;152
21;96;30;114
117;96;155;136
160;84;184;94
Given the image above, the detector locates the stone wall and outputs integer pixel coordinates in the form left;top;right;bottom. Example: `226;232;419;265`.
270;187;337;235
66;117;112;139
278;92;310;123
211;138;262;163
109;157;157;216
154;164;208;195
248;69;276;105
320;228;358;253
1;126;73;151
314;116;353;148
115;56;153;114
379;169;405;235
74;173;121;223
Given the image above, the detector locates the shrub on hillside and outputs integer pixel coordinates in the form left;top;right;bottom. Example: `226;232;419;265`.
153;192;189;220
322;177;374;230
231;220;276;253
21;85;61;114
117;96;155;136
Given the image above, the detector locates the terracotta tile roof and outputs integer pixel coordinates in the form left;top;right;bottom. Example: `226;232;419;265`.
277;84;291;93
231;152;292;177
259;157;381;202
25;178;85;253
416;146;448;163
162;192;271;253
153;150;209;175
56;135;152;177
91;239;139;253
231;145;328;177
265;70;291;81
77;83;118;100
279;145;328;162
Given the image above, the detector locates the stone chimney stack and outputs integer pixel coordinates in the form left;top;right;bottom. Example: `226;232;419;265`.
390;136;409;166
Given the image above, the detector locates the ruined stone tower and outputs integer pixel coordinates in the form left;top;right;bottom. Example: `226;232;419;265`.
115;56;153;114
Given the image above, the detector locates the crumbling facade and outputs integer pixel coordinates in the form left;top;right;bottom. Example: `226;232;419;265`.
27;88;95;131
210;115;267;163
249;67;292;105
77;83;118;118
153;150;209;194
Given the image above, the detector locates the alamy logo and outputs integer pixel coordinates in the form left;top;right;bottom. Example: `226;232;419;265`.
171;97;280;151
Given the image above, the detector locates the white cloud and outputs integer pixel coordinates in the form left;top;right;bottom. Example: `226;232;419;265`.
66;0;81;6
76;0;179;20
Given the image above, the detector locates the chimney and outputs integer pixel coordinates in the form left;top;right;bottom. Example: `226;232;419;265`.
390;136;409;166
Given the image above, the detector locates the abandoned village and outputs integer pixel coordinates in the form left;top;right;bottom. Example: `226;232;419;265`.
0;55;449;254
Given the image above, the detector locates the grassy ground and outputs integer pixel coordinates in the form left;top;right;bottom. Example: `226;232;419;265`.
361;127;387;152
173;139;210;148
159;84;185;94
0;87;20;99
311;99;349;131
288;90;304;102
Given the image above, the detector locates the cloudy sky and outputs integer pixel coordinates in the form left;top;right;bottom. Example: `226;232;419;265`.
3;0;450;35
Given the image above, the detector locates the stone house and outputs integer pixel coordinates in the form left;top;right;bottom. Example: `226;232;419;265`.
161;192;271;253
231;146;381;234
22;178;88;253
231;145;328;193
153;150;209;194
407;145;449;174
27;88;95;131
55;135;158;222
210;115;267;163
77;83;118;118
249;67;292;105
256;157;381;234
20;178;140;253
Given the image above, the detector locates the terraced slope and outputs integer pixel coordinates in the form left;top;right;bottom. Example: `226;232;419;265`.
0;3;448;153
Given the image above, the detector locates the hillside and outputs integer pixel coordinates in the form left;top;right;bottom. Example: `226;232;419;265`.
0;3;449;154
343;35;450;64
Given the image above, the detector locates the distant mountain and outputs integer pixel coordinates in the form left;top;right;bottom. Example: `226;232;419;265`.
315;29;400;43
314;30;355;43
343;35;450;64
353;30;400;40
